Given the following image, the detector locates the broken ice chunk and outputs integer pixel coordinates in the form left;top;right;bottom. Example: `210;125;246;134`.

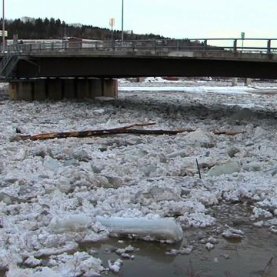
222;227;245;240
166;245;193;256
207;161;241;177
205;242;214;250
49;214;91;233
97;217;183;243
108;259;123;273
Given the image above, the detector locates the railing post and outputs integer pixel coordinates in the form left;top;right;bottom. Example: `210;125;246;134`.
233;39;237;53
267;39;271;54
204;39;208;51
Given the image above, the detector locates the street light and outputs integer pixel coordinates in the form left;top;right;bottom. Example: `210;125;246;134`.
121;0;124;45
2;0;5;52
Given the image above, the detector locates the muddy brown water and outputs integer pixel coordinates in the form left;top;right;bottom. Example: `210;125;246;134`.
83;203;277;277
5;233;275;277
2;203;277;276
83;227;277;277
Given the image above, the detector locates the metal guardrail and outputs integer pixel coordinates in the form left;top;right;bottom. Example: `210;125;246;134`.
1;38;277;56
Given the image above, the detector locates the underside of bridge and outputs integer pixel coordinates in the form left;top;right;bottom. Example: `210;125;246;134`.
13;55;277;79
3;53;277;100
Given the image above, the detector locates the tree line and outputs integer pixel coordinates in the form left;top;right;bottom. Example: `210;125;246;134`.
3;17;166;41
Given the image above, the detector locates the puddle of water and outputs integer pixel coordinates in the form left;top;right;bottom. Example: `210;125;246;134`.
2;204;277;277
79;203;277;277
82;227;277;277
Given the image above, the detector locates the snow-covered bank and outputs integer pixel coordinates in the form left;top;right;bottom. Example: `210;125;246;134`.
1;80;277;275
120;85;255;94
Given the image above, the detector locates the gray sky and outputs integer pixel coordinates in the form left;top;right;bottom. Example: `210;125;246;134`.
6;0;277;39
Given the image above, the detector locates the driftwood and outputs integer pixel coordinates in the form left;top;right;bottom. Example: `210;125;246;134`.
14;123;193;141
213;130;245;136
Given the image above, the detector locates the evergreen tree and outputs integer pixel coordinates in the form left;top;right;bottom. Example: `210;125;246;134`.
5;17;172;42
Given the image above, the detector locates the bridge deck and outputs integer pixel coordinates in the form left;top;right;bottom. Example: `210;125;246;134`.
1;38;277;80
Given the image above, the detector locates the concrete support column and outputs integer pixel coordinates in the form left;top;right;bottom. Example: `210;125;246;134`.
88;78;118;99
102;79;118;98
244;78;252;86
33;79;47;100
9;82;18;100
90;78;103;98
47;79;63;100
232;78;238;87
15;81;33;101
63;78;76;99
9;81;34;100
8;78;118;101
137;77;145;82
76;78;90;99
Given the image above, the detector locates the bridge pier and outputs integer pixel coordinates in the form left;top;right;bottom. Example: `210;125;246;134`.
90;78;103;98
63;79;76;99
102;79;118;98
47;79;63;100
244;78;252;86
8;78;118;101
33;79;47;100
76;79;90;99
231;78;238;86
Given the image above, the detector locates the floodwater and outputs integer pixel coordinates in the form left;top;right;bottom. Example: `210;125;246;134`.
85;226;277;277
80;203;277;277
2;208;276;277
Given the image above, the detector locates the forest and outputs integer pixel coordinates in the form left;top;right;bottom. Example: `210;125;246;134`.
3;17;166;41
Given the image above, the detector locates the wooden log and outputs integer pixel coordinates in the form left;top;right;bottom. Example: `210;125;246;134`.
213;130;244;136
14;123;193;141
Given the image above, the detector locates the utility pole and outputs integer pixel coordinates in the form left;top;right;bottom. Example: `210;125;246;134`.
121;0;124;46
2;0;5;52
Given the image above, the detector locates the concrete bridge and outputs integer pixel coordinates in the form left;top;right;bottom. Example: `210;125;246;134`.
1;38;277;100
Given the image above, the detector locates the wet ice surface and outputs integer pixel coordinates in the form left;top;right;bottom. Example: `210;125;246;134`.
1;79;277;276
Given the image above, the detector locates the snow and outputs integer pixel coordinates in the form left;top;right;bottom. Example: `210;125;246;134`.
1;78;277;274
120;85;253;94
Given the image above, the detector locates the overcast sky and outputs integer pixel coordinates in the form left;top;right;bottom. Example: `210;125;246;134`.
6;0;277;39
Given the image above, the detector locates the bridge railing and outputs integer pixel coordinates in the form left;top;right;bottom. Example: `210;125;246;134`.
188;38;277;54
2;38;277;57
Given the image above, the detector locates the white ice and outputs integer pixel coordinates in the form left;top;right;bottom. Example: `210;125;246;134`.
1;78;277;274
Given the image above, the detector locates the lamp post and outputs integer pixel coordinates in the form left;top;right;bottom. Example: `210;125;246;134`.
2;0;4;52
121;0;124;45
